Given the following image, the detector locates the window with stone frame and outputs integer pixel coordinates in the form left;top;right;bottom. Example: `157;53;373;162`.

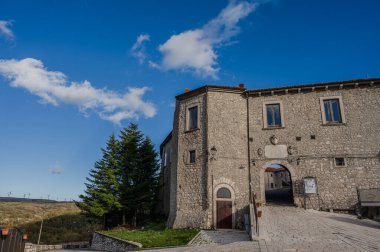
188;106;198;130
266;103;282;127
163;149;167;167
334;157;346;167
320;96;346;125
189;150;196;163
323;99;342;123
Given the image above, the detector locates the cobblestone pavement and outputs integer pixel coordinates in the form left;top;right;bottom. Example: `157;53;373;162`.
145;206;380;252
48;206;380;252
144;229;259;252
260;205;380;252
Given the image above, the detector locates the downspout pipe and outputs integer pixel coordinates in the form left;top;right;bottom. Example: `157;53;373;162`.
245;92;253;204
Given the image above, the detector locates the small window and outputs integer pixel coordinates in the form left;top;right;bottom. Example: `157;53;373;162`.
189;150;196;163
163;150;167;167
324;99;342;123
334;158;346;167
270;174;273;177
296;137;301;141
271;183;274;188
188;106;198;130
266;104;282;127
217;188;231;198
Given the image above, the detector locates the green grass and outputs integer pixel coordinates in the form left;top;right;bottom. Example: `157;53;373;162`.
103;223;199;248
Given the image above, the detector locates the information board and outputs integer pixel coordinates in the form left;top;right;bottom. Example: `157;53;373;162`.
304;177;317;194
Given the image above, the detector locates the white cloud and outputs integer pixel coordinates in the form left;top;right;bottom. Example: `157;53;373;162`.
48;167;62;175
0;58;156;124
0;20;15;40
151;1;257;79
131;34;150;64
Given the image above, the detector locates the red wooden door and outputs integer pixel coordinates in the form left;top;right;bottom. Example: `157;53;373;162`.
216;200;232;229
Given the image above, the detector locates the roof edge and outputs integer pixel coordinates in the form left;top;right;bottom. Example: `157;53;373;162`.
160;131;172;155
176;85;246;100
247;77;380;96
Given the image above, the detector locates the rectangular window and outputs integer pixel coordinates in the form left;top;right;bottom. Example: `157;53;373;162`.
271;183;274;188
163;150;167;167
189;150;196;163
334;157;346;167
169;147;172;163
324;99;342;123
188;106;198;130
266;104;282;127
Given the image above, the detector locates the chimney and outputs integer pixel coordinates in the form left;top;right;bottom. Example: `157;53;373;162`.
239;83;245;88
185;88;190;93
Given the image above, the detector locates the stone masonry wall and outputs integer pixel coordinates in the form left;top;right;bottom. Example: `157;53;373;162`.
206;91;250;229
248;86;380;210
91;232;142;252
168;93;209;228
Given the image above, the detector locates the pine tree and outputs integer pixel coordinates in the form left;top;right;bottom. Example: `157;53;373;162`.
76;134;122;226
135;136;160;223
118;123;159;226
118;123;144;225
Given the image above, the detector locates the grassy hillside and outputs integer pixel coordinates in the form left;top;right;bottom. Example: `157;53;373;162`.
0;202;102;244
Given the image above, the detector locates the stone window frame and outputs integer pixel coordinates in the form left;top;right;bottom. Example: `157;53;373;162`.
162;149;167;167
185;102;201;132
189;150;196;164
262;100;285;129
334;157;347;167
320;96;346;125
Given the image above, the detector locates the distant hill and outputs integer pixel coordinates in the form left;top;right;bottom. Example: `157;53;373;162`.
0;201;102;244
0;197;70;203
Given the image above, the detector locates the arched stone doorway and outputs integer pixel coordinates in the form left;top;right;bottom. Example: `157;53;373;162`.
214;183;235;229
216;188;232;228
260;162;295;205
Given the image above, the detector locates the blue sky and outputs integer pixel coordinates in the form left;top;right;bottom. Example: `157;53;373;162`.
0;0;379;200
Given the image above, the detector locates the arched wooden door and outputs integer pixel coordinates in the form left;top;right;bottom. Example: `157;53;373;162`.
216;188;232;229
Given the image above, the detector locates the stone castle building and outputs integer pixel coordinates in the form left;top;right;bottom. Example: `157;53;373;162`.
159;78;380;229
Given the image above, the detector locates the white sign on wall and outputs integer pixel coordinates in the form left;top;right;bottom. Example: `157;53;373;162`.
303;177;317;194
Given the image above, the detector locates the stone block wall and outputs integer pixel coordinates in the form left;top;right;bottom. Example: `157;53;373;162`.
248;86;380;210
207;91;250;229
91;232;142;252
168;93;209;228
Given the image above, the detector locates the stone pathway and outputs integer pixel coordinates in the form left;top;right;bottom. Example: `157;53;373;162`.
144;230;259;251
260;205;380;252
48;206;380;252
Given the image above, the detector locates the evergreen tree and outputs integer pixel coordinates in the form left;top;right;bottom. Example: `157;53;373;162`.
76;134;122;226
118;123;159;226
78;123;160;227
135;136;159;222
118;123;144;225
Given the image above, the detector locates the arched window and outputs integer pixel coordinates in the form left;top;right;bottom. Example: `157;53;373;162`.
217;187;231;199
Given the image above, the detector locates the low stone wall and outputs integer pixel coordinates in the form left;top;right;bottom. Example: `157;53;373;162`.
24;243;62;252
91;232;142;252
24;241;89;252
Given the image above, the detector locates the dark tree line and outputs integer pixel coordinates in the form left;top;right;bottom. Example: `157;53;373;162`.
76;123;159;227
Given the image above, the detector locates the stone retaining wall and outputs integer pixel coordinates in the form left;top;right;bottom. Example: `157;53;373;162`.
91;232;142;252
24;241;89;252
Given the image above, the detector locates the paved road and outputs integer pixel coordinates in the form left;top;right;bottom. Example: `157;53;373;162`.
260;205;380;252
48;206;380;252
